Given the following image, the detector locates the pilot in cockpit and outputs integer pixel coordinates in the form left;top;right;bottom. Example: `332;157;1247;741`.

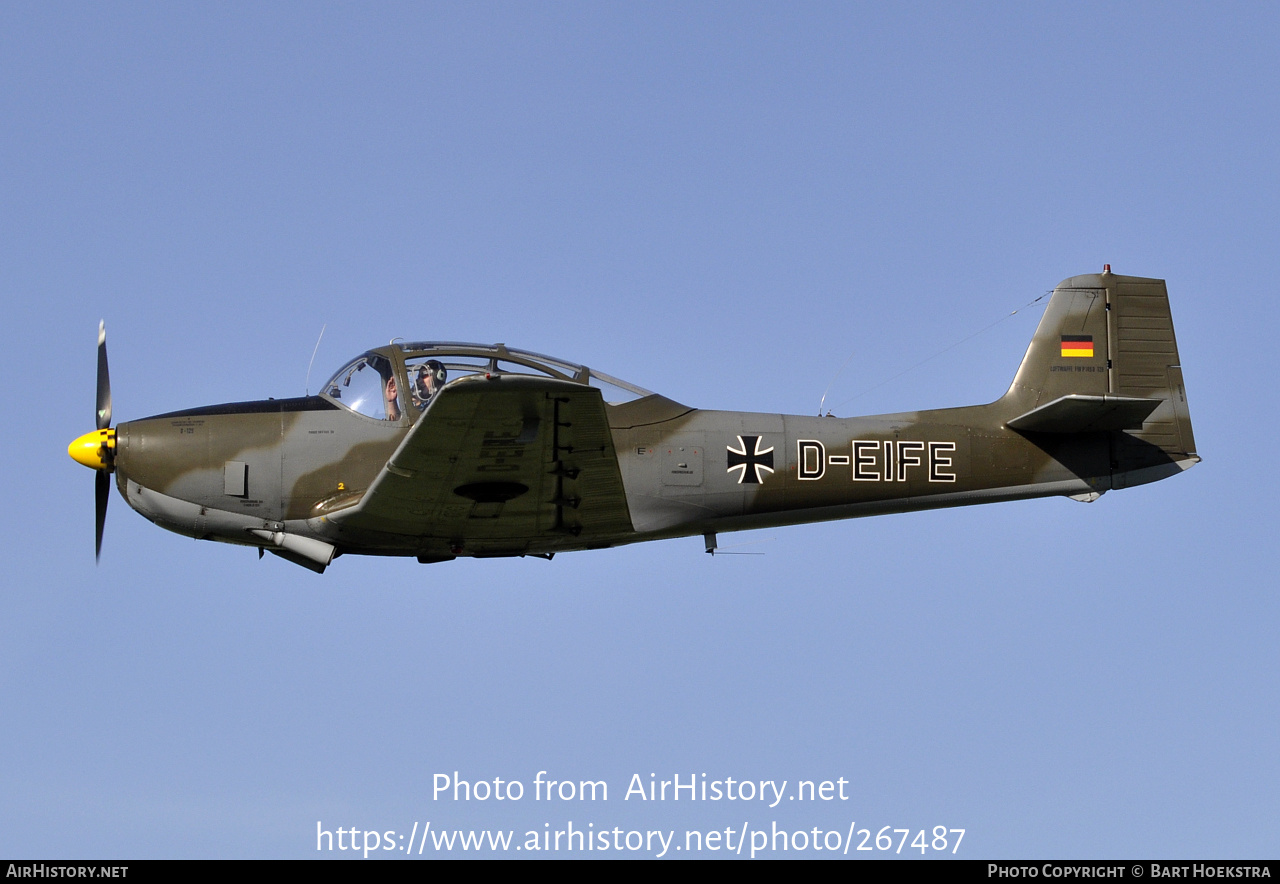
412;360;447;410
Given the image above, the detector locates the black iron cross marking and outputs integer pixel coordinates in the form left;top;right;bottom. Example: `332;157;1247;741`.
727;435;775;485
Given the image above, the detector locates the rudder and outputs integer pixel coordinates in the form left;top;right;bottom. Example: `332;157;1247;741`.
1108;274;1197;459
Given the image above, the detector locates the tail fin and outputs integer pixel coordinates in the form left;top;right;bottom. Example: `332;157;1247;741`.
1002;270;1198;481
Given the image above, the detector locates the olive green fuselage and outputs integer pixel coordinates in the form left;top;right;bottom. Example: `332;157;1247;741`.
102;272;1199;569
111;393;1180;559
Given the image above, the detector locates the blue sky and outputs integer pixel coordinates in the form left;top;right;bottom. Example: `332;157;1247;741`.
3;2;1276;858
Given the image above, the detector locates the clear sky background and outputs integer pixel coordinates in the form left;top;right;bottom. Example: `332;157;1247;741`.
3;2;1276;859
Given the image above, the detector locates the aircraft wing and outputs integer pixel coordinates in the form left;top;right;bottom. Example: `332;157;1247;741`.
324;375;633;553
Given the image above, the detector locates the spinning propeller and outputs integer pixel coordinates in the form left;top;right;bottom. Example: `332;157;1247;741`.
67;321;116;561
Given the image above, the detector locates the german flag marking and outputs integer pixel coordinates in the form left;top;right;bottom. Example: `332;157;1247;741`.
1061;335;1094;358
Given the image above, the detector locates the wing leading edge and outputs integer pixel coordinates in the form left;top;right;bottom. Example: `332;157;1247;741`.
322;375;633;556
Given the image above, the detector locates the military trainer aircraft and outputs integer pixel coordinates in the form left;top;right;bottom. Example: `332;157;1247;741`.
69;269;1198;573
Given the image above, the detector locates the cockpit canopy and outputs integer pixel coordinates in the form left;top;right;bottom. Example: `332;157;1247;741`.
321;342;652;422
322;352;401;421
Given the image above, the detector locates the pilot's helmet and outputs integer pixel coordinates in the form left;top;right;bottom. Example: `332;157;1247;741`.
417;360;447;395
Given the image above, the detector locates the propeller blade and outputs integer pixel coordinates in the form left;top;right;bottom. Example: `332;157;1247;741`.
94;320;112;561
95;469;109;562
96;320;112;430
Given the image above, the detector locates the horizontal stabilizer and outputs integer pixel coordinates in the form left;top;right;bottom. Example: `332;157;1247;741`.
1007;394;1163;434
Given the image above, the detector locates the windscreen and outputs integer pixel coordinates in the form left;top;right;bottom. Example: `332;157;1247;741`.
322;353;402;421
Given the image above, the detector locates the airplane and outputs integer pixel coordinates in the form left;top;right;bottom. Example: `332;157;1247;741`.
69;268;1198;573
